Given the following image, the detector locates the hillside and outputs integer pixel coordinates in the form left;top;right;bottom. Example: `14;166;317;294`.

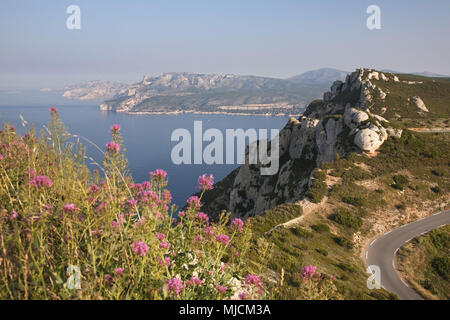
287;68;348;85
99;73;328;115
201;68;450;299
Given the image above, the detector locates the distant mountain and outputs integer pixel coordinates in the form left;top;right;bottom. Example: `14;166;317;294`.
100;72;329;115
412;71;450;78
61;80;128;102
287;68;349;85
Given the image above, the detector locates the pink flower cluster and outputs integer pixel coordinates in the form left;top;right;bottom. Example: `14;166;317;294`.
29;175;53;188
187;196;201;210
302;265;317;278
114;267;124;276
149;169;167;180
105;142;120;154
245;274;263;287
165;277;186;296
196;212;209;224
216;284;227;294
197;174;214;191
186;276;203;286
62;203;76;213
231;218;244;232
49;107;58;113
110;124;121;133
215;234;230;245
132;241;149;257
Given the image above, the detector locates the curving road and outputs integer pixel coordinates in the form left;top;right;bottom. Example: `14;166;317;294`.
365;210;450;300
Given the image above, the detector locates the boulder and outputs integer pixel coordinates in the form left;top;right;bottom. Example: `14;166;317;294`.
344;107;369;130
412;96;429;112
354;128;384;153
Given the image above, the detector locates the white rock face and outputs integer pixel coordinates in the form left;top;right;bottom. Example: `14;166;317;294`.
354;128;385;153
344;108;369;130
316;118;344;163
412;96;429;112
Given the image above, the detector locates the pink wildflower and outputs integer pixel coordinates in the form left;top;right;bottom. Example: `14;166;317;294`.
216;285;228;294
215;234;230;245
132;241;149;257
110;124;121;133
178;211;185;217
160;241;170;249
239;292;249;300
29;175;53;188
89;184;100;193
158;256;171;267
49;107;58;113
196;212;209;224
245;274;263;286
149;169;167;180
186;276;203;286
203;226;214;237
165;278;186;296
197;174;214;190
231;218;244;232
193;235;203;244
104;274;113;283
62;203;76;213
187;196;201;210
10;210;18;220
114;267;124;276
302;265;317;278
105;141;120;154
155;233;166;241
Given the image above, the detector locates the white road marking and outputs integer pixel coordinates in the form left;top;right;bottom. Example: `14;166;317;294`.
400;278;409;287
394;248;399;255
370;239;376;246
365;251;368;260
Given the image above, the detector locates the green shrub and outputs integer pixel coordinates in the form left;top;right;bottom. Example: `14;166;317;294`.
311;223;330;233
290;227;313;239
333;236;354;249
315;248;328;256
391;174;409;190
334;209;363;230
431;257;450;280
307;169;327;203
341;196;366;207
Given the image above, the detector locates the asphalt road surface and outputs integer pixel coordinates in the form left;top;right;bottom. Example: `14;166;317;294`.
365;210;450;300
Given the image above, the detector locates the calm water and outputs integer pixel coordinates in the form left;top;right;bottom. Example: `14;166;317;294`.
0;105;289;208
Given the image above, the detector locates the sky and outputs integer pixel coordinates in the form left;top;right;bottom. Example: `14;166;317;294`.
1;0;450;89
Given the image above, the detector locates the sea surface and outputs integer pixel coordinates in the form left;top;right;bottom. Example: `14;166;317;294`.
0;105;289;208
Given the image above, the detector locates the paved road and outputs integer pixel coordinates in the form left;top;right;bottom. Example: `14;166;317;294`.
365;210;450;300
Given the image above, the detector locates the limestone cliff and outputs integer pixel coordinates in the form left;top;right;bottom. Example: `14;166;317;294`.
202;68;404;219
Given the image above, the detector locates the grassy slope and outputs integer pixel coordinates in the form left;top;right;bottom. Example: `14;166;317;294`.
396;225;450;300
246;130;449;300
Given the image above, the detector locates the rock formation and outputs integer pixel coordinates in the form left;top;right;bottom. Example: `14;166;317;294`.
203;68;404;219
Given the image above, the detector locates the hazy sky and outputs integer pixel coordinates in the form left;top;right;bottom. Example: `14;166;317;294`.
1;0;450;89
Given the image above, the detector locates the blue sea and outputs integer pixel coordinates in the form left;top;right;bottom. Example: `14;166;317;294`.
0;105;289;208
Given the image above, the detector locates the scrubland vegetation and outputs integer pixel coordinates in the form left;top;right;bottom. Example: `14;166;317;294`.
0;109;339;300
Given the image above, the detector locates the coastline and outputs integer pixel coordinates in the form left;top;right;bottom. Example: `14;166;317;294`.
101;108;302;117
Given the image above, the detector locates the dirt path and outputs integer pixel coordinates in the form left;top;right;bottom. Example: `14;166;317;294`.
265;197;327;234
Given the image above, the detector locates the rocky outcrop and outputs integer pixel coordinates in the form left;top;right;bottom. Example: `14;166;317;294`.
412;96;429;112
203;68;406;219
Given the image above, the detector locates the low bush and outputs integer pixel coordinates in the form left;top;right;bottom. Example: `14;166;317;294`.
334;209;363;230
307;169;327;203
431;257;450;280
